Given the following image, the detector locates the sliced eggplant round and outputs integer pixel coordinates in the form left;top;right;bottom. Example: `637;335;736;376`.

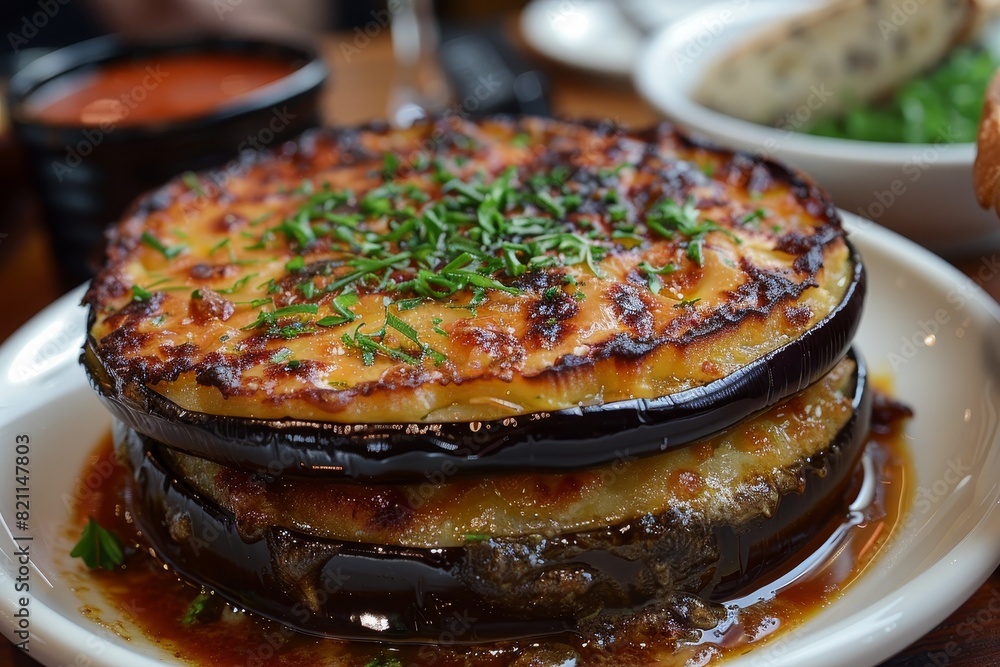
118;350;871;642
82;116;861;482
86;242;863;481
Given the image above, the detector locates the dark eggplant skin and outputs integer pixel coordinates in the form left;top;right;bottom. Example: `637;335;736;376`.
84;241;864;482
118;350;871;643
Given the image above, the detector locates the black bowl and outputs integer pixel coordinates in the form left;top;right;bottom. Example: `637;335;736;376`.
7;35;329;288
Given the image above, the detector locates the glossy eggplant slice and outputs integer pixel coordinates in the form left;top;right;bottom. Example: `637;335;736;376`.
158;355;863;548
85;250;860;481
118;352;870;642
83;116;860;480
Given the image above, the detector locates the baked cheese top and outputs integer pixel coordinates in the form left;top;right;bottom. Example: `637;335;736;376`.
85;117;852;423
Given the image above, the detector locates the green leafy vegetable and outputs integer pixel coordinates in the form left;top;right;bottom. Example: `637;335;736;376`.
70;517;124;571
181;592;221;626
364;657;402;667
805;46;997;143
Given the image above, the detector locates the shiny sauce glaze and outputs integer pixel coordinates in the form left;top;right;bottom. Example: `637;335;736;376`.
67;406;910;667
27;53;296;127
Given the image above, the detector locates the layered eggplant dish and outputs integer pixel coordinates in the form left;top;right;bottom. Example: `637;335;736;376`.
82;117;882;651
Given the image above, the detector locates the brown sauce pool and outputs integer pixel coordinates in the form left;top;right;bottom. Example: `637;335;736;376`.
26;53;297;127
67;419;910;667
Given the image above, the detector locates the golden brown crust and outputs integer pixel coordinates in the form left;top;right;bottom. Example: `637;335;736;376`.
85;116;850;423
975;69;1000;214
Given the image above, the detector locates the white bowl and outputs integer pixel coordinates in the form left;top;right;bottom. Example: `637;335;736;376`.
634;0;1000;256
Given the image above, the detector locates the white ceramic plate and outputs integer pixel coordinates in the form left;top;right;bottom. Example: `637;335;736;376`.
520;0;642;77
2;215;1000;666
633;1;1000;255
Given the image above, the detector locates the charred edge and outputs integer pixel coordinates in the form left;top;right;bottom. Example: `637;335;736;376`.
83;116;842;312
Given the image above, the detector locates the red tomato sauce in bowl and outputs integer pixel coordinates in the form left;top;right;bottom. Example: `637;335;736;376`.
25;53;298;127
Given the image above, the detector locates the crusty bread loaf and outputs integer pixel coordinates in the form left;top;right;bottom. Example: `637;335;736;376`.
694;0;978;126
975;70;1000;214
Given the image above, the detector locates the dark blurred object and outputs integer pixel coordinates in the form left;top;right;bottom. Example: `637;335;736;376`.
438;23;549;117
6;35;327;288
389;0;449;126
0;2;103;73
436;0;530;21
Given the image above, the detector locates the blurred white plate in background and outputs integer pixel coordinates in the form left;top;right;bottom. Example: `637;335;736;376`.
520;0;642;77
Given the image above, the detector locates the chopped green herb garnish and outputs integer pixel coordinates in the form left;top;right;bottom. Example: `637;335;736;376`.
317;291;360;327
432;317;447;337
278;211;316;248
132;285;153;302
181;171;206;197
241;303;319;337
249;211;274;226
364;657;402;667
396;297;425;311
297;280;317;300
217;273;257;295
286;256;306;272
739;208;768;228
382;153;400;180
209;238;230;255
464;533;491;542
274;304;319;316
361;192;394;217
343;323;418;366
385;309;447;364
674;297;701;309
385;309;421;346
645;197;741;267
70;517;124;570
270;348;292;364
141;231;187;259
638;261;677;295
181;593;220;626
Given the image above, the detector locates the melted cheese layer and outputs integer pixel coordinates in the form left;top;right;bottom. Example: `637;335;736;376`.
86;117;850;423
156;358;857;549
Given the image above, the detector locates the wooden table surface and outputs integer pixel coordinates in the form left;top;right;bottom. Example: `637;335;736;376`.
2;26;1000;667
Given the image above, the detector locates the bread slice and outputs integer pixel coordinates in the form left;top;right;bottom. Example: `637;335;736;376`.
975;69;1000;214
694;0;981;126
